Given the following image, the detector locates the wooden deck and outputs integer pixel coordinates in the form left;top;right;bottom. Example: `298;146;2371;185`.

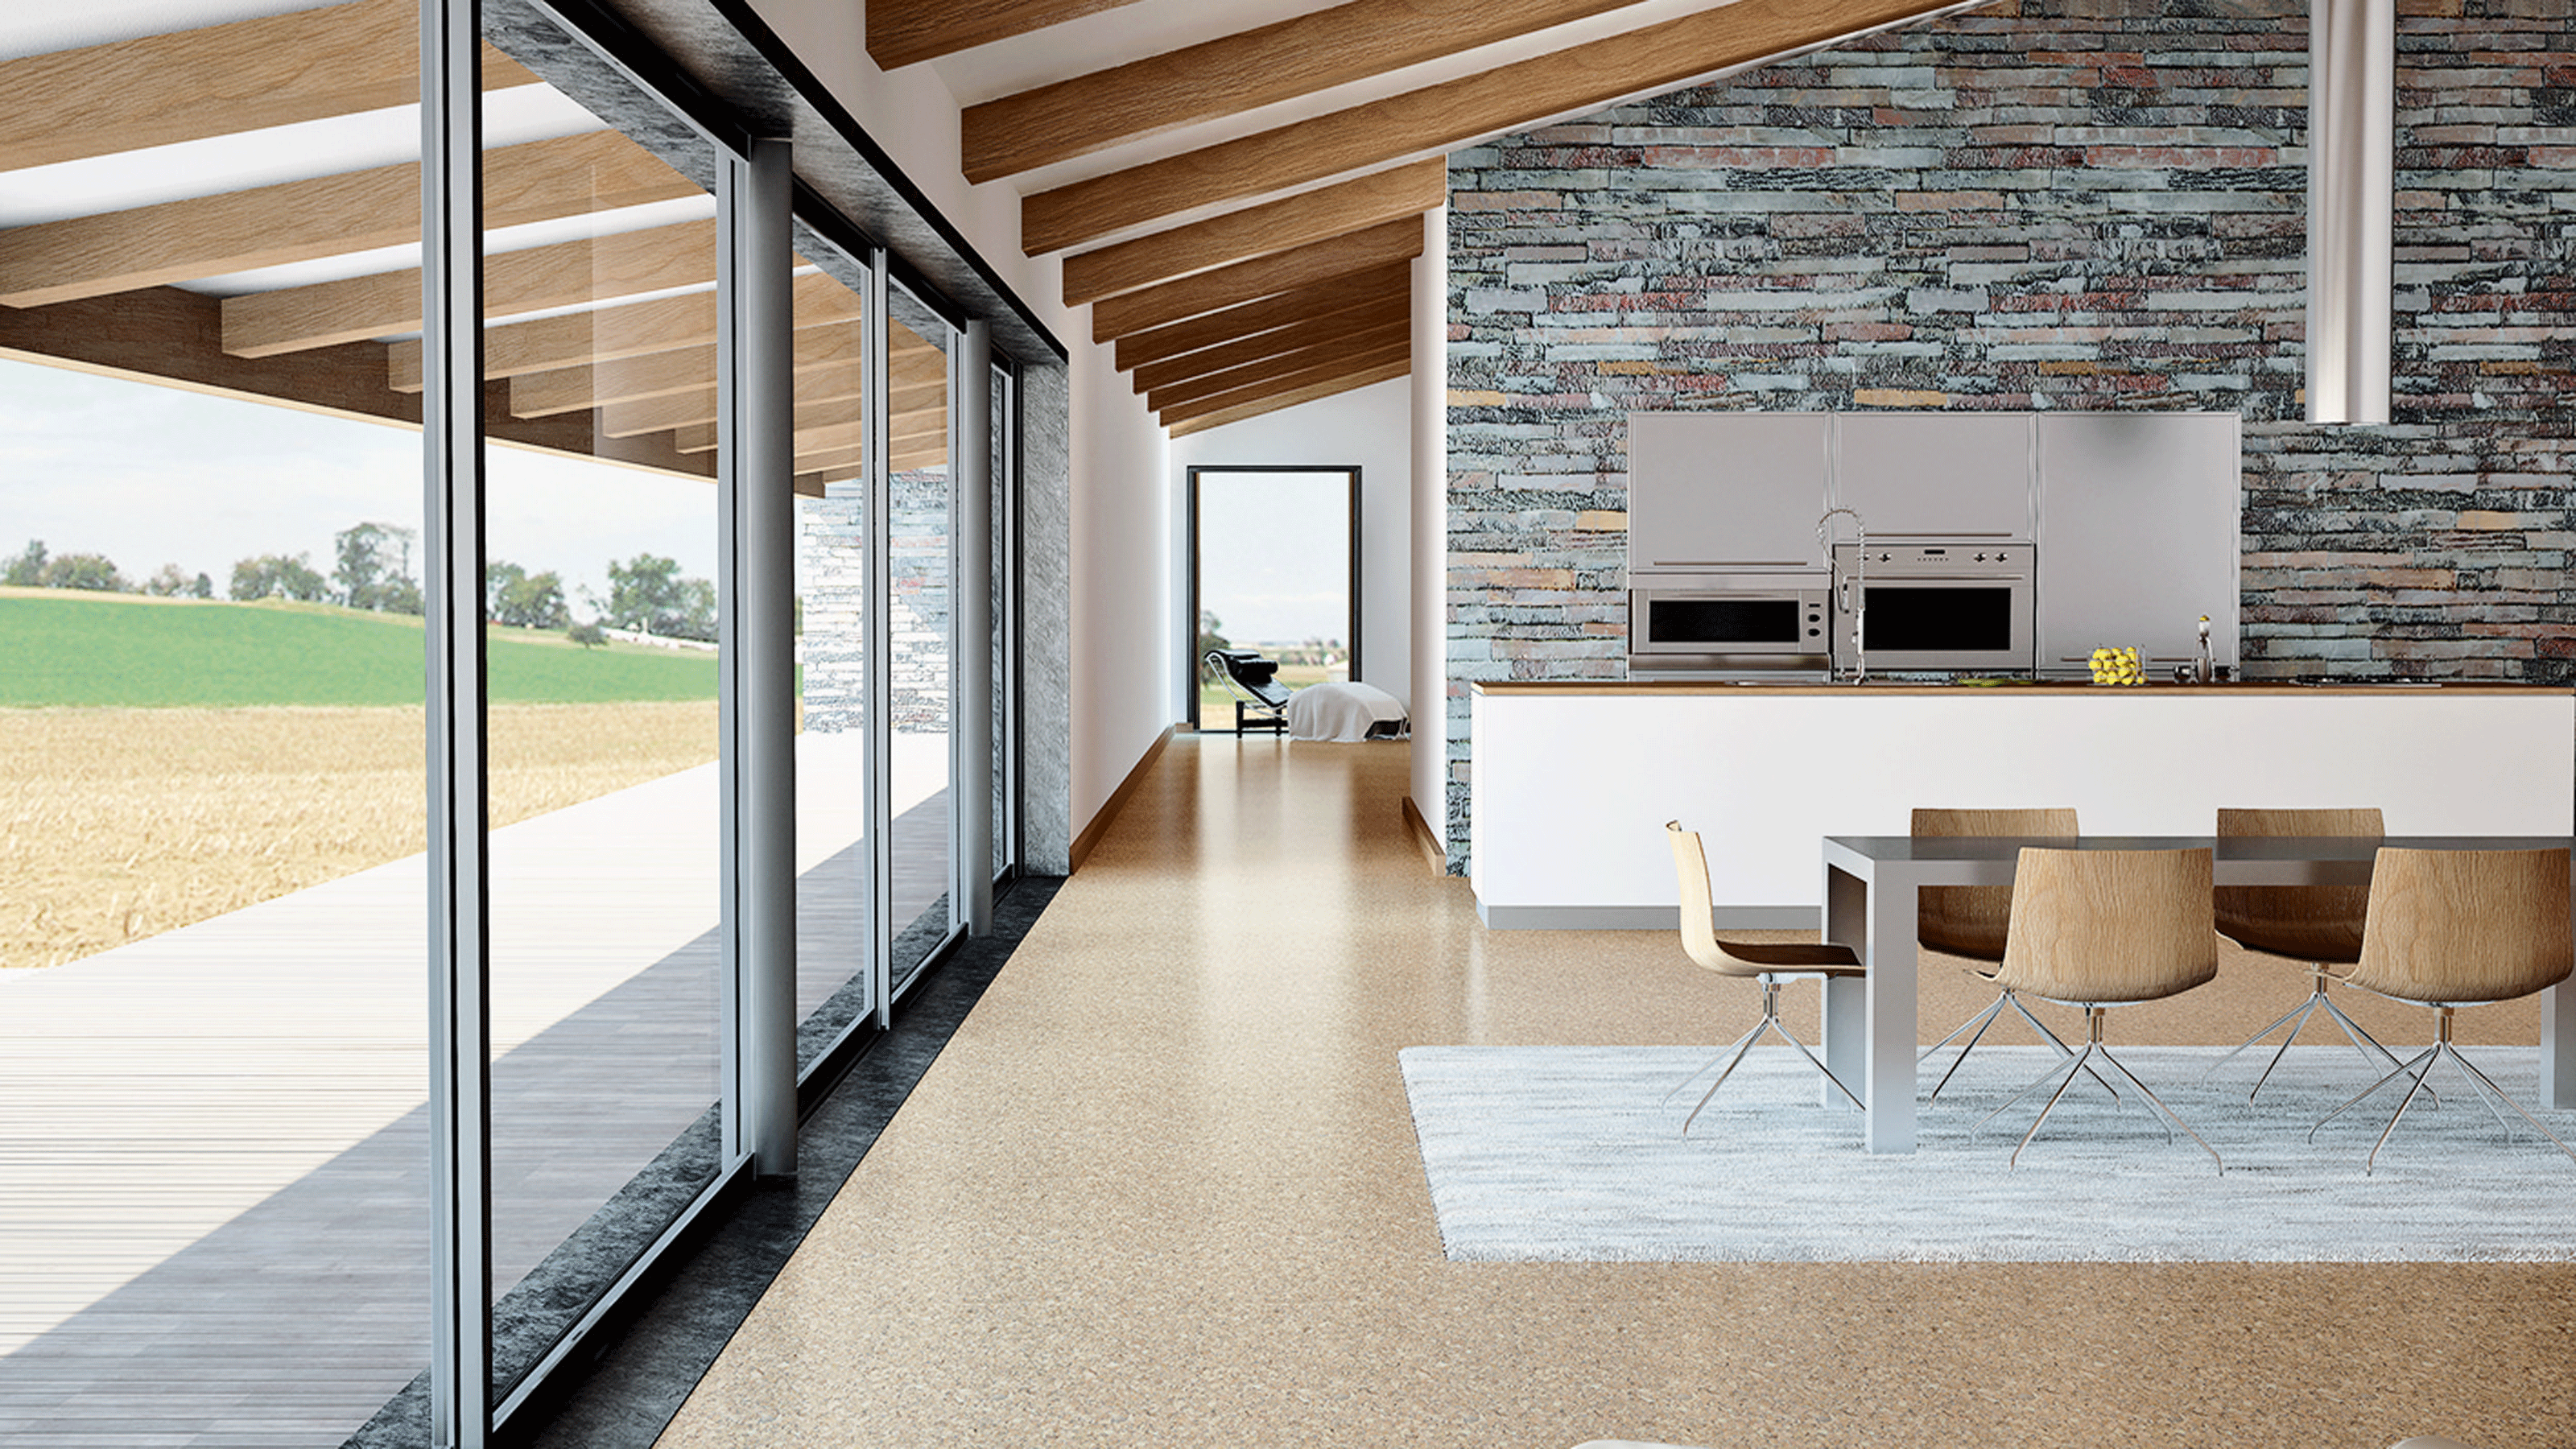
0;731;953;1447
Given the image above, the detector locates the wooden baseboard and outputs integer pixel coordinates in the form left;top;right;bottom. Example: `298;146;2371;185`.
1068;724;1174;873
1401;792;1446;871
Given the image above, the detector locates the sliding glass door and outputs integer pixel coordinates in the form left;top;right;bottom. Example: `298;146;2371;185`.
887;295;959;994
0;6;433;1445
0;0;1027;1439
476;0;729;1404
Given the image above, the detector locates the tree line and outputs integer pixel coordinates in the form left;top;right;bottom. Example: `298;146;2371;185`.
7;526;718;644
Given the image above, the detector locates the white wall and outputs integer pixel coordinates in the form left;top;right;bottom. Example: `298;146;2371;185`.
1167;378;1410;719
1410;209;1447;860
733;0;1177;841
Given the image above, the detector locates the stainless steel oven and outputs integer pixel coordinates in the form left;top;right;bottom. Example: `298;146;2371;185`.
1627;571;1831;674
1830;542;2035;675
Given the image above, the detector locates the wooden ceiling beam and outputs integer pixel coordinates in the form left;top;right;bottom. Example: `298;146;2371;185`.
0;0;535;171
509;321;894;418
668;384;948;452
600;362;947;439
0;285;711;480
672;401;950;456
1130;301;1410;397
1158;339;1413;423
868;0;1148;70
964;0;1651;184
1147;325;1412;415
1091;217;1423;345
1022;0;1971;253
1113;262;1412;374
222;220;719;358
0;130;692;310
799;437;953;477
388;272;861;391
1166;358;1414;436
1059;160;1439;302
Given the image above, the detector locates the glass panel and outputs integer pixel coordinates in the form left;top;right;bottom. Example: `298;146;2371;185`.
791;236;874;1060
991;362;1013;883
478;0;725;1402
888;302;955;990
0;4;429;1443
1195;471;1356;731
1650;597;1804;645
1862;587;2016;650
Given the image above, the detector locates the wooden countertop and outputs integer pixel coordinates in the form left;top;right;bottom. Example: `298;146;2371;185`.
1472;680;2570;697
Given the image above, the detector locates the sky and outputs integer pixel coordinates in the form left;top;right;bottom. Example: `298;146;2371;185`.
0;358;719;610
1196;470;1352;647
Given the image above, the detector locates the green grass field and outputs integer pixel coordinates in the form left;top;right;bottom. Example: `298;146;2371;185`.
0;588;718;706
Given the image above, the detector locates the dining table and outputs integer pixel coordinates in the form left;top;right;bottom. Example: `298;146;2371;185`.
1815;834;2576;1153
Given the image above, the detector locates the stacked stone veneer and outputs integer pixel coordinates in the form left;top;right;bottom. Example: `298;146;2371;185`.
795;466;954;734
1444;0;2576;871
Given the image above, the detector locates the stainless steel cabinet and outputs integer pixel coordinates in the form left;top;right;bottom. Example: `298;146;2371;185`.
1627;411;1830;571
1832;412;2033;539
2034;413;2241;674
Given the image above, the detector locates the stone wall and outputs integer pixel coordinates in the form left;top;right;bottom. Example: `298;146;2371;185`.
1445;0;2576;870
795;466;955;735
799;482;869;733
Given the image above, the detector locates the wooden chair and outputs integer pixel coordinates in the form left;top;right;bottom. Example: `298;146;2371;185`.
1663;822;1866;1133
2210;807;2404;1101
1914;807;2091;1104
1981;847;2223;1170
2309;847;2575;1173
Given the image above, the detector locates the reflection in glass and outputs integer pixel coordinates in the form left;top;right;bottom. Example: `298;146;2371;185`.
477;8;724;1401
791;242;876;1060
991;362;1013;883
887;309;955;991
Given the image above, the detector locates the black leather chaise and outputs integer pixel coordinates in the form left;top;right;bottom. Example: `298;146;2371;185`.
1202;648;1290;734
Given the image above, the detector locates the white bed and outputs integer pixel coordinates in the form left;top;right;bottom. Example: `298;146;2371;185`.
1283;682;1408;741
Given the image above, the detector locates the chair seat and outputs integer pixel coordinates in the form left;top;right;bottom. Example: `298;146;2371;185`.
2220;920;2363;964
1710;938;1863;972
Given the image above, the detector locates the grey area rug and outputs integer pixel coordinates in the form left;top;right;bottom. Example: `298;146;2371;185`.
1397;1044;2576;1263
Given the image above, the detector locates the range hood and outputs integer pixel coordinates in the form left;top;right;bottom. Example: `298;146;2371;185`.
2307;0;2394;424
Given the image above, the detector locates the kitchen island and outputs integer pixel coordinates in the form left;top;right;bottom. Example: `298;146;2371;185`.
1469;679;2574;927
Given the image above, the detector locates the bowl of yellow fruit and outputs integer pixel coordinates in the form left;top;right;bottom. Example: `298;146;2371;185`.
2088;646;2146;685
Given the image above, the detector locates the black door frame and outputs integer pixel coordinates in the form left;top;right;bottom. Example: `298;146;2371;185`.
1183;464;1362;732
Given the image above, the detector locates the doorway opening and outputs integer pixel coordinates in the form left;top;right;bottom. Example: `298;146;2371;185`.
1187;466;1360;733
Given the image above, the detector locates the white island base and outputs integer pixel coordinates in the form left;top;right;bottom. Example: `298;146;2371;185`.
1469;681;2574;929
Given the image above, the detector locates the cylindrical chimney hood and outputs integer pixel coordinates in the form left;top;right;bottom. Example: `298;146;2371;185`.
2307;0;2395;423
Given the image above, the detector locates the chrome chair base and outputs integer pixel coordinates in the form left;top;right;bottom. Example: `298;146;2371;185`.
1975;1005;2223;1173
2308;1005;2576;1174
2207;968;2415;1104
1665;974;1865;1135
1919;985;2119;1108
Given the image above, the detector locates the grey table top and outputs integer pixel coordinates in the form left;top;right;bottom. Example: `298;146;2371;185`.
1823;834;2573;862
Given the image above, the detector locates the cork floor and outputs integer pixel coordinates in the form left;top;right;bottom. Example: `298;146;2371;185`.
653;735;2575;1449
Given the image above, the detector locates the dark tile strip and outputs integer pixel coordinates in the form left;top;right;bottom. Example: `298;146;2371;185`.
498;875;1063;1449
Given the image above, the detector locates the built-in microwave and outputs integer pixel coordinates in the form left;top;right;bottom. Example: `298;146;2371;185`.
1828;541;2035;675
1627;571;1832;674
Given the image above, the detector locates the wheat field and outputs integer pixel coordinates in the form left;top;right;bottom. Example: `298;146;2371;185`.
0;702;720;970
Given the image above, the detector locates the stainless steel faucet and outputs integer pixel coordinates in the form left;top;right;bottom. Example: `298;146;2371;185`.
1817;506;1867;682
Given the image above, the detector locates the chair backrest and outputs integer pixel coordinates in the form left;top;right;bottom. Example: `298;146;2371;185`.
1993;847;2219;1004
1665;821;1751;978
1204;649;1291;709
2213;807;2382;964
1913;807;2078;961
2347;847;2574;1004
